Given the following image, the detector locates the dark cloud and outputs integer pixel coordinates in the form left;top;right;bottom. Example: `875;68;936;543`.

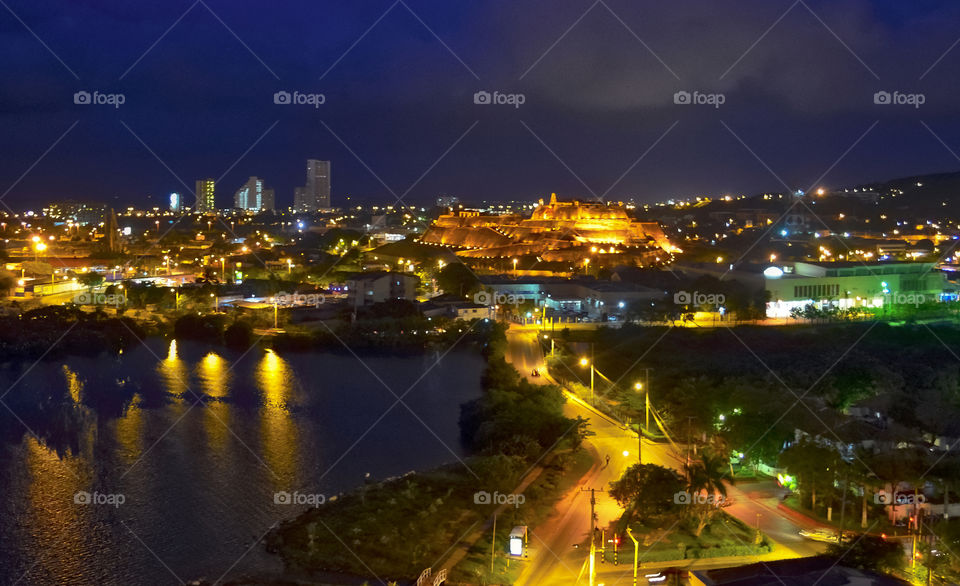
1;0;960;208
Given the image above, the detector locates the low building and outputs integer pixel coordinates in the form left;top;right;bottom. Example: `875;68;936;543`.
346;271;419;308
764;261;957;318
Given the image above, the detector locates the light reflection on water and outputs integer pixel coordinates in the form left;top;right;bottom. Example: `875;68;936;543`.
0;339;483;585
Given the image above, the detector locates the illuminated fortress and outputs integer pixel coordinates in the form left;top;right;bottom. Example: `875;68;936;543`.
420;194;674;264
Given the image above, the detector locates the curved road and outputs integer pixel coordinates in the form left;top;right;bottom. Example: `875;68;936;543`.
504;325;826;585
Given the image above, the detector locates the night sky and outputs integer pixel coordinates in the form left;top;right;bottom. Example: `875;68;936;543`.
2;0;960;209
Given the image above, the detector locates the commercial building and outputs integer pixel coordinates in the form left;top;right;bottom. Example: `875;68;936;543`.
261;188;275;212
346;271;418;309
234;176;263;211
195;179;216;212
294;159;331;212
764;261;957;318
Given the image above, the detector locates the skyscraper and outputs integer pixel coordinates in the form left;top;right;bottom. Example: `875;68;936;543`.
307;159;330;210
293;187;305;212
195;179;215;212
261;188;275;212
169;192;181;213
295;159;330;212
234;176;263;211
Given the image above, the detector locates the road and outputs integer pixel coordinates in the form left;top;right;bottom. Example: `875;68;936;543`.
504;325;825;585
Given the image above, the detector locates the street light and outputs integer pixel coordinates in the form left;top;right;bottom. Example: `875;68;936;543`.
626;528;640;586
580;357;594;399
512;258;518;275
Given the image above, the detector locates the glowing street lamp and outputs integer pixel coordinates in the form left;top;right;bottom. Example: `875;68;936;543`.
512;258;518;275
579;357;594;399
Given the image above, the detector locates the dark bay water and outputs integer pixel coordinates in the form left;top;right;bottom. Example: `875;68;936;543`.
0;339;484;585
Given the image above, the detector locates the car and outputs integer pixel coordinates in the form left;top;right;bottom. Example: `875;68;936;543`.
799;528;851;543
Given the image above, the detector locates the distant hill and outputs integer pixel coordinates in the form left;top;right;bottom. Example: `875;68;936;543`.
848;169;960;214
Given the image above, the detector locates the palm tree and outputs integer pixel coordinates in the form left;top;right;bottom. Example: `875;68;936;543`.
683;449;732;537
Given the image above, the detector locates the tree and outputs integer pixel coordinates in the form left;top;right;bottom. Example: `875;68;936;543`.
682;449;732;536
610;463;684;521
437;263;480;297
825;535;904;574
77;271;104;291
779;439;840;512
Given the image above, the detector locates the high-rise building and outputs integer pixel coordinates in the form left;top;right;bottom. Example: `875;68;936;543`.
195;179;215;212
293;187;305;212
234;176;263;211
294;159;330;212
169;192;181;213
262;188;275;212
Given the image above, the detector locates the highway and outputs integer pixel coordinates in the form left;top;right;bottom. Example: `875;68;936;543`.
504;325;826;585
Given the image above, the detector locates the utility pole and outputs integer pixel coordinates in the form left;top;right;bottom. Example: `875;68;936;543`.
635;368;652;465
626;528;639;586
590;343;595;402
581;487;605;586
490;513;497;575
